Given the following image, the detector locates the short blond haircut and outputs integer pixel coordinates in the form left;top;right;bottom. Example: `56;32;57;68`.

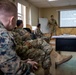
0;0;17;17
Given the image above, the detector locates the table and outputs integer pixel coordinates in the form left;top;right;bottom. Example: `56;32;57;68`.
52;35;76;51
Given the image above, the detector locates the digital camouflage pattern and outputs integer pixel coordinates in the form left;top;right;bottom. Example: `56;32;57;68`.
12;28;53;69
0;22;35;75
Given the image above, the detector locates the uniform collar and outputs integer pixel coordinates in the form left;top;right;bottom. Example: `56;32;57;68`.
0;22;5;28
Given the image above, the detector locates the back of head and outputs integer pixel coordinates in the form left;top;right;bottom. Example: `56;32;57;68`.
37;23;41;28
0;0;17;17
50;15;53;17
0;0;17;31
16;20;23;27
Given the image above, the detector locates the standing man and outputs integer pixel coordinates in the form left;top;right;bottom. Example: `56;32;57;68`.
48;15;57;35
0;1;38;75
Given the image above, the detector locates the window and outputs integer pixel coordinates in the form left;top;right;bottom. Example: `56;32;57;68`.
17;3;26;27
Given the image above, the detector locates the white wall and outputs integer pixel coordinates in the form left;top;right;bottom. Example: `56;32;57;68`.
31;5;39;26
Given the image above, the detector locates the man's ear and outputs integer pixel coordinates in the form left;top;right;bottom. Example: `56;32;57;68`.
9;16;14;25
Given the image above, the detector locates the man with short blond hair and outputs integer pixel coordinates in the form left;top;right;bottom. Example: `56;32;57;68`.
0;1;38;75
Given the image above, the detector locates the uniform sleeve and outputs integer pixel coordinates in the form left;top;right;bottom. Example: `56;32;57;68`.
0;31;31;74
18;29;31;41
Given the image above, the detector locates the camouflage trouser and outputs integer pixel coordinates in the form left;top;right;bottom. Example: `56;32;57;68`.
42;36;51;43
51;26;56;35
28;38;52;55
17;48;51;69
27;38;53;69
16;38;52;69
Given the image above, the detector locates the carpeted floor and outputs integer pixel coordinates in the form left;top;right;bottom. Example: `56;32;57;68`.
56;52;76;75
32;52;76;75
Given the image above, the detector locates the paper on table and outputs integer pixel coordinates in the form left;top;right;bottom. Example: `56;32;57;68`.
52;34;76;38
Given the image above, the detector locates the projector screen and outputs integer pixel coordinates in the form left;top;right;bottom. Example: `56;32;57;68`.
59;10;76;27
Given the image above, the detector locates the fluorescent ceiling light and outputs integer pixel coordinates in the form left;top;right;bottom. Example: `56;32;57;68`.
48;0;56;1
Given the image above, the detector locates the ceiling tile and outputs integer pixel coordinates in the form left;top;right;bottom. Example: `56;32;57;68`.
27;0;76;8
49;1;70;7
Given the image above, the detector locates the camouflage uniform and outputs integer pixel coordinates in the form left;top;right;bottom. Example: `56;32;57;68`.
0;22;35;75
34;28;51;43
12;28;52;69
49;19;57;35
34;28;43;38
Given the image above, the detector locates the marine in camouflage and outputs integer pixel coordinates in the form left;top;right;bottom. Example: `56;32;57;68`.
0;22;35;75
34;26;51;43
